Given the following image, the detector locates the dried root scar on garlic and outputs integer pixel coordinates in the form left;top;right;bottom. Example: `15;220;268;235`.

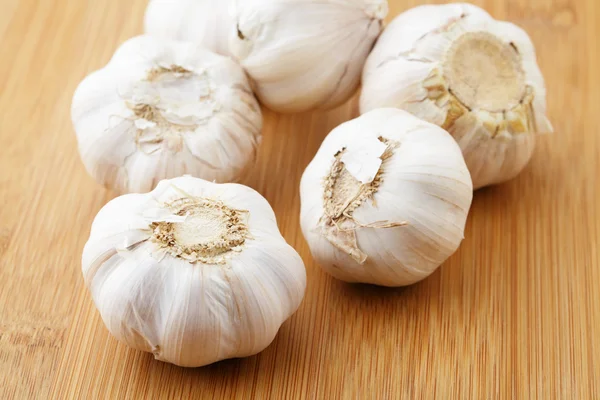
300;108;473;287
340;137;388;184
149;196;250;265
82;176;306;367
320;136;406;264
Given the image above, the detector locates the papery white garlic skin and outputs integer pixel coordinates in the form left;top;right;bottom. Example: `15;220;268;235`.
72;35;262;194
230;0;388;113
82;176;306;367
360;3;553;189
144;0;234;56
300;108;473;287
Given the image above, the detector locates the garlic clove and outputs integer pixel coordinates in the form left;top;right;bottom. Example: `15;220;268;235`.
300;108;473;287
82;176;306;367
72;36;262;194
144;0;234;57
360;4;552;189
230;0;388;113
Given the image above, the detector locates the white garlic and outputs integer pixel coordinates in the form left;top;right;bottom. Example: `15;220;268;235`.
300;108;473;287
144;0;234;57
72;35;262;194
230;0;388;113
82;176;306;367
360;3;553;189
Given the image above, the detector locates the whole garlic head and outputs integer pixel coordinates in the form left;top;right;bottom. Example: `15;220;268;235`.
360;3;553;189
82;176;306;367
72;35;262;194
300;108;473;287
144;0;234;56
230;0;388;113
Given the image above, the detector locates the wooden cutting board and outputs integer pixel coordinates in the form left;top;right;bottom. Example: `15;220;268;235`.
1;0;598;398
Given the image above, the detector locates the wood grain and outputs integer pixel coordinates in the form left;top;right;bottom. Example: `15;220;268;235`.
1;0;598;398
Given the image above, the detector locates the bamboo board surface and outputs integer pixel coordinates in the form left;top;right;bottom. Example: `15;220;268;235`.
1;0;599;398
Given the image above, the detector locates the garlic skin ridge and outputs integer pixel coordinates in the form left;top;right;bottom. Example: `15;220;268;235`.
72;35;262;194
82;176;307;367
360;3;553;190
230;0;388;113
144;0;234;57
300;108;473;287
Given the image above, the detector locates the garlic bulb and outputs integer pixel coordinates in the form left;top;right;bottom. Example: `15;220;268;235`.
230;0;388;113
360;3;553;189
144;0;234;56
300;108;473;287
82;176;306;367
72;35;262;194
